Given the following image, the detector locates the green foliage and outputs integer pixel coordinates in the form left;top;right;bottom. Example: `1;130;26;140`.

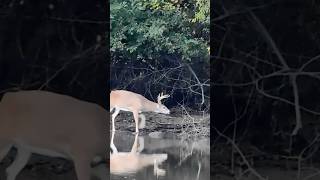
192;0;210;23
111;0;209;61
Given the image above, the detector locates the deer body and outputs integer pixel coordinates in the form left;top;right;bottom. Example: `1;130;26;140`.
0;90;108;180
110;90;170;133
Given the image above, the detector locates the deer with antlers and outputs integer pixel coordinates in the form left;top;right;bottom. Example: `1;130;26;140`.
110;90;170;133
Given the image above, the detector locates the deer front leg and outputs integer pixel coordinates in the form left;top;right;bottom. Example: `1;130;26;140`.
132;110;140;133
130;133;139;153
130;134;144;153
110;131;118;154
91;163;108;180
137;136;144;153
73;156;92;180
138;114;146;129
111;108;120;132
0;140;12;164
6;147;31;180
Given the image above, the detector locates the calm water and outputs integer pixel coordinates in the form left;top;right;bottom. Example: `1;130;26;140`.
110;131;210;180
0;131;209;180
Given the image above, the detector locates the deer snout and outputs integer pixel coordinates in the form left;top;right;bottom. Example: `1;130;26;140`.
163;108;170;114
156;105;170;114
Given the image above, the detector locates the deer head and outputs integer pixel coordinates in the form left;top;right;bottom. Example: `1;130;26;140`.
155;92;170;114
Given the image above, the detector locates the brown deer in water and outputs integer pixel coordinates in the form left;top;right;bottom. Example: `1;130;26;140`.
110;90;170;133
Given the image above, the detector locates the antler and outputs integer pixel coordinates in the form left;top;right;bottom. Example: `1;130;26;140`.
157;92;170;104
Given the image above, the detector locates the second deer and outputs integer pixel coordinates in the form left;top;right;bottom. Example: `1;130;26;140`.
110;90;170;133
0;90;108;180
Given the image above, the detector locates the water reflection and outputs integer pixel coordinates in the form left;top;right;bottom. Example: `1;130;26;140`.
110;131;210;180
110;131;168;177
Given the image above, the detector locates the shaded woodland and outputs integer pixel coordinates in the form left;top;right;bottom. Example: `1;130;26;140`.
110;0;210;111
212;0;320;178
0;0;107;107
0;1;108;179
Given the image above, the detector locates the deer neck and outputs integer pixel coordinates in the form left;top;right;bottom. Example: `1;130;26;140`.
141;99;159;113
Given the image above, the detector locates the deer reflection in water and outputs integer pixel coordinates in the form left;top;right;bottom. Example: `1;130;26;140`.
110;131;168;177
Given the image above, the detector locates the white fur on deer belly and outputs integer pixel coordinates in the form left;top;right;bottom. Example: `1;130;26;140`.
14;139;68;158
117;107;142;113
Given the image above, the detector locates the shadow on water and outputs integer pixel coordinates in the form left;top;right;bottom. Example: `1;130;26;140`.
110;130;210;180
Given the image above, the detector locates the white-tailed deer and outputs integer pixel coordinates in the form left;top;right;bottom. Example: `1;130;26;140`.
110;90;170;133
0;90;108;180
110;131;167;176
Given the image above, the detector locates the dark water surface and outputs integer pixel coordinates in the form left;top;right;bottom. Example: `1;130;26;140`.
0;131;209;180
110;131;210;180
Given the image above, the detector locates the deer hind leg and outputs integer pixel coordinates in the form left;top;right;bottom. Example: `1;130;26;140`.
6;147;31;180
111;108;120;132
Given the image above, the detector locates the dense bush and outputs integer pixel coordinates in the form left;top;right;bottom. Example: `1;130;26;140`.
111;0;209;61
